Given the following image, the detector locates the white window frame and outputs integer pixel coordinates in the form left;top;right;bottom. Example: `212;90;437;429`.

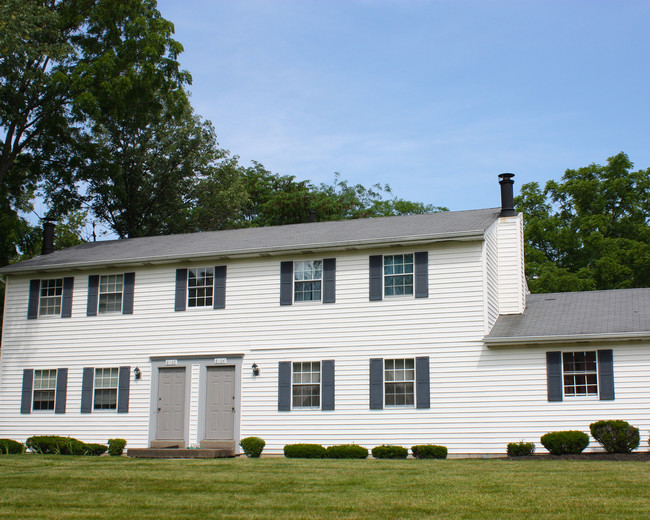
292;361;321;408
93;368;119;411
39;278;63;317
187;267;214;308
98;274;123;314
563;351;598;398
383;254;414;297
384;358;415;407
33;369;57;411
293;260;323;303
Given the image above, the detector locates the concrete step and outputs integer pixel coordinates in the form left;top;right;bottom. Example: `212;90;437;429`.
127;448;236;459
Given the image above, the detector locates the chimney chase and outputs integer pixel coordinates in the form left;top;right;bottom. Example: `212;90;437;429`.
41;218;56;255
498;173;516;217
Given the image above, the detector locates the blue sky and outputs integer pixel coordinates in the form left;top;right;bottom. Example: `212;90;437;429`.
155;0;650;211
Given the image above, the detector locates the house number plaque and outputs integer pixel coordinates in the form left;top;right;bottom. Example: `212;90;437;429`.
214;358;227;364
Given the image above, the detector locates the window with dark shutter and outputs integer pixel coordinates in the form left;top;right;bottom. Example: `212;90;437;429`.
321;360;335;410
322;259;336;304
117;366;131;413
214;266;227;309
369;358;384;409
278;361;291;410
122;273;135;314
280;262;293;306
546;351;563;401
415;356;430;408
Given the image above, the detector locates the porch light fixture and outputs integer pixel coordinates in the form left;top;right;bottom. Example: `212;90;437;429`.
134;367;141;380
252;363;260;376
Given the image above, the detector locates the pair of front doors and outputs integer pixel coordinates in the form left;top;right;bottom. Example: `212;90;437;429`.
156;366;235;443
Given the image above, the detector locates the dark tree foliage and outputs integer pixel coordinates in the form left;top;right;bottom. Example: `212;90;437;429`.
515;152;650;293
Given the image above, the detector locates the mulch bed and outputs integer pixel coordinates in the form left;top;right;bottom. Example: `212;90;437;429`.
505;451;650;461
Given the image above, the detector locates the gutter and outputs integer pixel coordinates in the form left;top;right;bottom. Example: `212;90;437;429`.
484;331;650;347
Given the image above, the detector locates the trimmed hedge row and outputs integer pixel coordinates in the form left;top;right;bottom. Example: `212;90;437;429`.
22;436;123;456
283;443;447;459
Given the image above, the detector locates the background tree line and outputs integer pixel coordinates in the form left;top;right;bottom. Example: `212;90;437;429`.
1;1;649;319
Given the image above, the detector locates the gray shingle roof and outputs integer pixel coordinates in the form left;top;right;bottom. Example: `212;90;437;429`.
1;208;501;274
486;288;650;344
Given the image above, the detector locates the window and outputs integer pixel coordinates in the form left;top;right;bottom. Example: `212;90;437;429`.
292;362;321;407
384;358;415;406
99;274;123;313
94;368;119;410
384;255;414;297
563;352;598;397
39;279;63;316
33;369;57;411
188;268;214;307
546;350;613;402
294;261;322;302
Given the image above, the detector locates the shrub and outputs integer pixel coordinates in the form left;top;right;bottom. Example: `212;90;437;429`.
507;441;535;457
590;420;640;454
540;431;589;455
371;445;408;459
411;444;448;459
326;444;368;459
0;439;24;455
26;436;86;455
108;438;127;456
283;444;327;459
240;436;266;458
84;443;108;456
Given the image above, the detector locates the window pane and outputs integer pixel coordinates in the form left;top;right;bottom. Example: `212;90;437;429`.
562;351;598;397
39;279;63;316
292;361;321;407
33;370;57;411
384;359;415;406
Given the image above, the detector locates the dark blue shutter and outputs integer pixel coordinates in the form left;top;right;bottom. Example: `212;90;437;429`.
214;266;226;309
369;256;383;301
21;369;34;414
280;262;293;306
278;361;291;411
175;269;187;311
81;368;94;413
28;280;40;319
322;258;336;304
414;252;429;299
598;349;615;400
322;360;335;410
118;366;130;413
61;277;74;318
87;275;99;316
55;368;67;414
122;272;135;314
416;356;430;408
369;358;384;409
546;351;563;402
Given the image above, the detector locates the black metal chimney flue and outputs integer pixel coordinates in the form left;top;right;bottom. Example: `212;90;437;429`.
41;218;56;255
498;173;516;217
309;209;316;223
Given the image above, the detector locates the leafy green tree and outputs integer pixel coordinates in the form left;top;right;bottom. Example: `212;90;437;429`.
515;152;650;293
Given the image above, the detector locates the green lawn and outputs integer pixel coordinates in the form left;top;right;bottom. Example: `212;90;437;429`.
1;456;649;519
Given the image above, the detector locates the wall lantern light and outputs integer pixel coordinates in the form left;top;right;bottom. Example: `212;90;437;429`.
134;367;142;380
252;363;260;376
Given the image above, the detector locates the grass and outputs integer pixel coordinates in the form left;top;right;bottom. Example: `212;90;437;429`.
1;456;649;519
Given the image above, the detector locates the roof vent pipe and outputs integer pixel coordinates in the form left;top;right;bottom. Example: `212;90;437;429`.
498;173;516;217
41;218;56;255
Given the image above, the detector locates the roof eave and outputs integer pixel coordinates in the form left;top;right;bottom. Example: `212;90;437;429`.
484;331;650;347
0;229;486;275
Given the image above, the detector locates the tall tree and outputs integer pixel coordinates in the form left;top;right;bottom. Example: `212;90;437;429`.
515;152;650;293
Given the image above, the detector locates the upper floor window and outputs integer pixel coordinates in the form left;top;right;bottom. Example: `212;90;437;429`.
188;268;214;308
563;352;598;397
94;368;119;410
369;252;428;301
384;254;414;297
384;358;415;406
292;361;321;408
33;369;57;411
39;279;63;316
294;261;322;302
280;259;335;306
99;274;123;314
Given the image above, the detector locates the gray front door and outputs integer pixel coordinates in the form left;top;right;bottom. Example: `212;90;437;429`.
204;366;235;440
157;367;186;440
